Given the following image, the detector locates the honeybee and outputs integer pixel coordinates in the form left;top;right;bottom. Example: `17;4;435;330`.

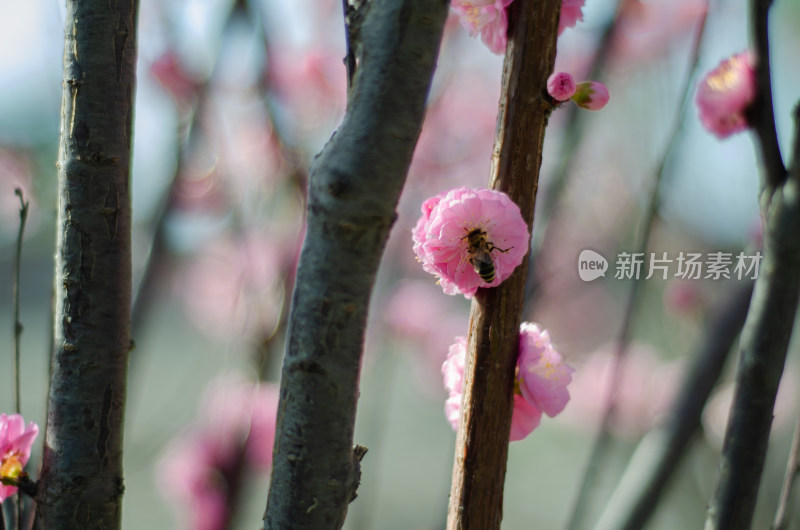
462;228;511;283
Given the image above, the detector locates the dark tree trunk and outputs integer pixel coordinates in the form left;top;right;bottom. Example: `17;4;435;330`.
262;0;448;528
36;0;139;528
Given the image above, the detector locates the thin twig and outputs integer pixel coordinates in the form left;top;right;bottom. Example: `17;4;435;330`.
12;188;29;415
341;0;357;91
773;412;800;530
12;188;29;530
566;5;710;528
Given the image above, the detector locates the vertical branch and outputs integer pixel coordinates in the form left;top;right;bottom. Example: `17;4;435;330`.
445;1;561;529
262;0;447;528
13;189;29;415
35;0;139;528
703;1;800;525
749;0;785;188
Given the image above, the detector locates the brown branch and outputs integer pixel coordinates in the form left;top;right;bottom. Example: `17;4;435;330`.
445;2;561;529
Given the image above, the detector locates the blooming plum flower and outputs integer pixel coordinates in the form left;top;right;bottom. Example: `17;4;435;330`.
413;187;529;298
451;0;514;54
441;323;572;441
0;413;39;502
509;395;543;441
696;51;756;139
559;0;585;35
571;81;610;111
547;72;577;101
517;322;574;417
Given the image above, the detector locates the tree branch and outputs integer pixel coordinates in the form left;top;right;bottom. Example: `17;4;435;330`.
446;1;561;529
593;281;753;530
749;0;785;189
36;0;139;527
262;1;447;528
703;0;800;526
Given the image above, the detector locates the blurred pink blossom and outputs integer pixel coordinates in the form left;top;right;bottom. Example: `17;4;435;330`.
559;0;585;35
561;344;683;438
696;51;756;139
0;149;35;239
150;52;202;107
547;72;577;101
442;322;570;441
179;231;286;341
517;322;574;417
412;187;529;298
450;0;514;54
0;413;39;502
663;279;705;316
571;81;610;111
160;376;278;530
611;0;708;65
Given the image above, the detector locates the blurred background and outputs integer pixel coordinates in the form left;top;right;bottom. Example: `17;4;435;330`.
1;0;799;528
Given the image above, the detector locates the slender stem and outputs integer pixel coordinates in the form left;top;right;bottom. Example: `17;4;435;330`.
773;412;800;530
12;189;29;416
445;1;561;528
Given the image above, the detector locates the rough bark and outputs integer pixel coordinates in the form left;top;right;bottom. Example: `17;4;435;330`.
446;1;561;529
36;1;138;528
262;1;448;528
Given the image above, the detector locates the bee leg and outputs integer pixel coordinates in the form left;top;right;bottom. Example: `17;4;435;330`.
488;243;511;254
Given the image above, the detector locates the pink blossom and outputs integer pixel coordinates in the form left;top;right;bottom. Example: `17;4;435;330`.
559;0;585;35
442;323;568;441
561;344;683;438
509;395;543;441
413;187;529;298
547;72;577;101
517;322;574;417
451;0;514;54
0;413;39;502
571;81;610;111
696;51;756;139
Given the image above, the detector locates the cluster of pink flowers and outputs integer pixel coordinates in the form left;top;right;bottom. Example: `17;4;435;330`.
695;51;756;139
412;187;529;298
159;377;278;530
0;413;39;502
442;323;574;440
547;72;610;111
451;0;586;54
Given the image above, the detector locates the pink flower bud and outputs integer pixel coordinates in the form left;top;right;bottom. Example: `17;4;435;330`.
695;51;756;139
571;81;610;111
547;72;577;101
